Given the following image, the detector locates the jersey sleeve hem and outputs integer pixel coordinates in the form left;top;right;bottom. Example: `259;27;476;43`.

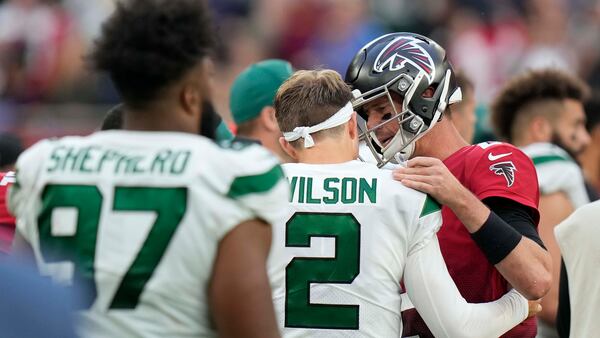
478;190;539;223
226;165;285;199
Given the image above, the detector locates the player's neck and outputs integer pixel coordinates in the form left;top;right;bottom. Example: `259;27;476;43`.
296;139;356;164
514;128;550;148
417;119;469;161
241;130;294;163
122;100;198;133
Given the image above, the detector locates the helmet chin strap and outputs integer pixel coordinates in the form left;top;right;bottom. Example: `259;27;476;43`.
381;126;419;166
397;141;415;162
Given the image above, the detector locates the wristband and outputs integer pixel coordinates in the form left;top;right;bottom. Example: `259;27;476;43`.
470;211;522;265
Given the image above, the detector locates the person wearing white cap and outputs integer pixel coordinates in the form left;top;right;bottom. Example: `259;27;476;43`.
267;69;539;337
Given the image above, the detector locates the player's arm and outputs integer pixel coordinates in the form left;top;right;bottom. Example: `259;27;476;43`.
535;192;574;325
208;143;287;337
405;234;537;338
209;218;280;338
395;156;552;300
483;197;553;300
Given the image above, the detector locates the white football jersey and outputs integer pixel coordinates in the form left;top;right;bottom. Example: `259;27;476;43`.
555;200;600;338
9;131;289;338
522;143;587;338
268;160;442;337
521;142;589;208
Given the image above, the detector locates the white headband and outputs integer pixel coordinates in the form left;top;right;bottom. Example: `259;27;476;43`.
283;102;354;148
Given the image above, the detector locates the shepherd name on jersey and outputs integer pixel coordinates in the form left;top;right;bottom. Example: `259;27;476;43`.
8;131;289;338
268;160;442;337
521;142;589;208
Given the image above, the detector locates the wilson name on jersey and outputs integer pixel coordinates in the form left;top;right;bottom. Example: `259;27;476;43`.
268;160;442;337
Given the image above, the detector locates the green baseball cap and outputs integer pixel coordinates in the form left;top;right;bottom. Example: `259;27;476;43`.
230;59;293;124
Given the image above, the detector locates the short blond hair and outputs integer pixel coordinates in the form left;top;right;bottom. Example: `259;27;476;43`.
274;70;352;145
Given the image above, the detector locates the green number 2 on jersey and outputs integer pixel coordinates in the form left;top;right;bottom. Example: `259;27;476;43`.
285;212;361;330
37;184;186;309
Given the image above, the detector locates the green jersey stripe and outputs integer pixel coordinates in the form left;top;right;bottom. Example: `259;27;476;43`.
532;154;572;166
227;165;285;198
420;195;441;218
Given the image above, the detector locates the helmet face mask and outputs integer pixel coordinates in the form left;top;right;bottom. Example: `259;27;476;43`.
354;71;428;166
346;32;461;167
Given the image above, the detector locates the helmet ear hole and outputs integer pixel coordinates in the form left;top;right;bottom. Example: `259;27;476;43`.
422;86;435;98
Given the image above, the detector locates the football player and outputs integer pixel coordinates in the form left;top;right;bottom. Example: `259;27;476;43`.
268;69;537;337
8;1;287;337
100;100;223;140
491;68;591;337
554;200;600;337
346;32;551;337
229;59;294;162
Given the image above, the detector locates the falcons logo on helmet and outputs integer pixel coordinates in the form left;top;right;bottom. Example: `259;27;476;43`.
373;36;436;83
489;161;517;187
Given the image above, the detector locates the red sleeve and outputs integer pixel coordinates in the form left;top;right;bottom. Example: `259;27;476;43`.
466;143;540;224
0;172;16;254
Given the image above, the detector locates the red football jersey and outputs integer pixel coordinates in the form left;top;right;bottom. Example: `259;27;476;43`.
402;142;540;338
0;171;16;254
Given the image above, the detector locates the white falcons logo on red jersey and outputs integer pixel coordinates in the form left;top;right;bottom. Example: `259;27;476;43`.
489;161;517;187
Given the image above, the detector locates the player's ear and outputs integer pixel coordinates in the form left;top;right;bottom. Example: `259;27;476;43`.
531;115;552;141
348;112;358;141
261;106;279;132
279;136;299;161
181;60;210;118
181;84;202;117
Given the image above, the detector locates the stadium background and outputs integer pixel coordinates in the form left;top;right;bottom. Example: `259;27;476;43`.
1;0;599;146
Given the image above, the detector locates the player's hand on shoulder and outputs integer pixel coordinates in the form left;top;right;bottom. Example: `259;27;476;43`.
392;156;469;207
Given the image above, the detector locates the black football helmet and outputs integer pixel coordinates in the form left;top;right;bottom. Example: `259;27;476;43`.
345;32;462;167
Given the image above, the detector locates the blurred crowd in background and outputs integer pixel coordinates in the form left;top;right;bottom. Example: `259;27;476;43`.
1;0;600;145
